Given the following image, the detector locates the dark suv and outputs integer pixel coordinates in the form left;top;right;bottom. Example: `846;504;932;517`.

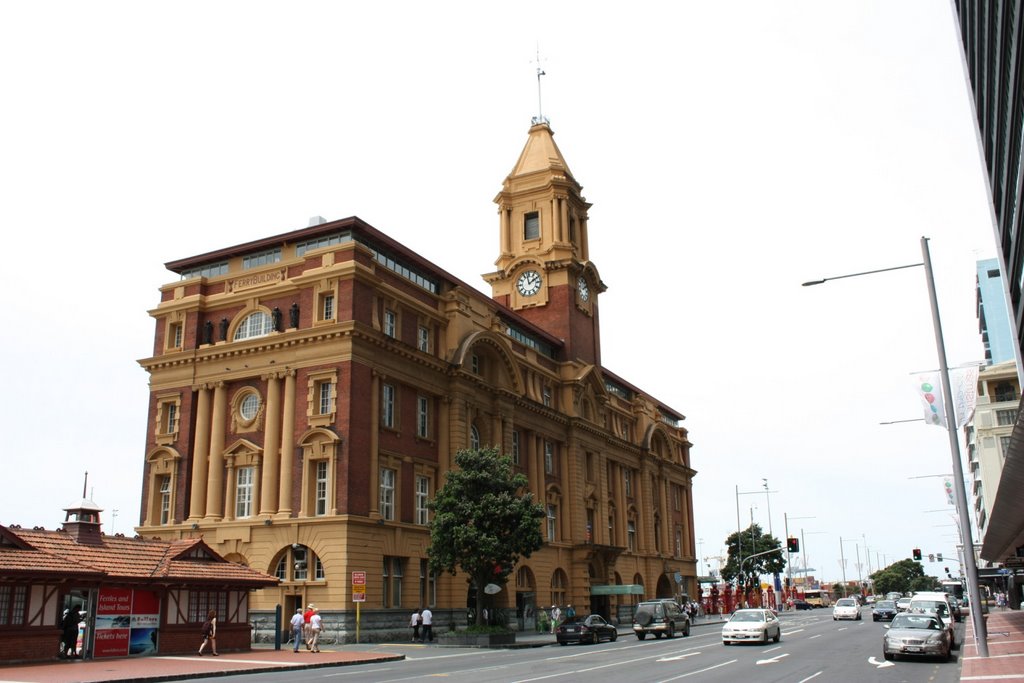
632;599;691;640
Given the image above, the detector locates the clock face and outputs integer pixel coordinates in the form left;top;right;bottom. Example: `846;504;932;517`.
577;277;590;302
516;270;542;297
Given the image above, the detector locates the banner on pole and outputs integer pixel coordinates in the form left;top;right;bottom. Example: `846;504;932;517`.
911;366;978;429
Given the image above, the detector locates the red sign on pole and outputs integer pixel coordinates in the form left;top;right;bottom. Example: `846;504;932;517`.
352;571;366;585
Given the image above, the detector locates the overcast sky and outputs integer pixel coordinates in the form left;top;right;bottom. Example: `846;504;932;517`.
0;1;997;584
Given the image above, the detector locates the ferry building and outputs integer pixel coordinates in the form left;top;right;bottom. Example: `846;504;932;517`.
137;121;697;637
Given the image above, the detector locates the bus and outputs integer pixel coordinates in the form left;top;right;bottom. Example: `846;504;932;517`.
802;588;832;608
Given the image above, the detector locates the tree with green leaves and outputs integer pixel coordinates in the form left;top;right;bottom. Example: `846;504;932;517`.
870;558;941;596
722;524;785;587
427;446;545;627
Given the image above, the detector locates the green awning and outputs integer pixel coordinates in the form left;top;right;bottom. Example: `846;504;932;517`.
590;584;645;596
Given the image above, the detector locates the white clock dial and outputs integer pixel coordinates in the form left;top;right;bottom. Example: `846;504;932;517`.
516;270;542;297
577;277;590;302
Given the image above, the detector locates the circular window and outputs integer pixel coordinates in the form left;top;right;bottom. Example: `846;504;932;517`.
240;393;261;421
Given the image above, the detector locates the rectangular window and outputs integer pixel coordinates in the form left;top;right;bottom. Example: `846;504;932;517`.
624;469;632;497
418;325;430;352
547;504;557;541
542;384;552;407
512;431;520;465
159;476;171;525
166;404;178;433
236;466;254;518
675;528;683;559
524;212;540;240
416;475;429;525
170;322;183;349
0;586;27;626
608;515;615;545
627;520;636;551
383;557;403;608
382;384;395;428
471;353;480;374
242;247;282;269
380;467;396;520
188;591;228;623
997;408;1017;426
384;309;397;338
417;396;429;438
419;559;436;607
318;380;333;415
544;441;554;474
292;547;308;580
322;294;335;321
673;485;681;511
315;461;329;516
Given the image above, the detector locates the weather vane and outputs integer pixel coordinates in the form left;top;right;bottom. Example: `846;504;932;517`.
532;44;548;125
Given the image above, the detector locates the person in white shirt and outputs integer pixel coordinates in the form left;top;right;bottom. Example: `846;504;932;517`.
410;609;422;642
421;607;433;642
308;608;323;652
290;609;304;652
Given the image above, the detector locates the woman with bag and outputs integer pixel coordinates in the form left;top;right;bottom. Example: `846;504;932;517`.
198;609;218;656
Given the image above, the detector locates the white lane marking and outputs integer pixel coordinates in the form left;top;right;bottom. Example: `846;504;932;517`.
797;672;823;683
808;634;823;640
660;659;738;681
867;656;895;668
657;652;702;661
756;652;790;665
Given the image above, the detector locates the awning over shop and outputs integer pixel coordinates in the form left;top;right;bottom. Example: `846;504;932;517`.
590;584;645;596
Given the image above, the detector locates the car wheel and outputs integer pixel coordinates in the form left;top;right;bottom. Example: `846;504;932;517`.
723;640;731;646
636;633;646;641
883;651;893;661
773;629;780;643
654;632;663;639
833;617;837;621
683;622;691;637
610;631;617;642
857;613;862;620
946;645;953;661
559;641;567;646
667;623;675;638
873;617;878;622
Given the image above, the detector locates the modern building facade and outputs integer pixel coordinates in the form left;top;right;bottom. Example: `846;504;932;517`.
976;258;1016;365
136;122;697;638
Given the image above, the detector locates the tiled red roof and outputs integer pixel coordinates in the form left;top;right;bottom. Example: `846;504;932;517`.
0;526;276;588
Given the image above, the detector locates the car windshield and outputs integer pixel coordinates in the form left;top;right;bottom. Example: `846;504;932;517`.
836;599;856;606
912;600;948;615
892;614;942;630
875;601;895;609
730;611;765;622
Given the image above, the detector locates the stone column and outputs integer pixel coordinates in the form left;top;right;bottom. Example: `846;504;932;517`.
277;370;296;517
260;373;282;515
188;385;212;521
224;456;236;521
204;382;227;520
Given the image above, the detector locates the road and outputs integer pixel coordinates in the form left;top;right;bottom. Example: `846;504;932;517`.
189;607;964;683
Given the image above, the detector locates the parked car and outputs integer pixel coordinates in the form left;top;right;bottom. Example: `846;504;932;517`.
556;615;618;645
896;597;913;612
833;597;861;621
907;597;957;648
632;600;690;640
872;600;898;622
722;608;782;645
792;600;814;610
882;612;952;661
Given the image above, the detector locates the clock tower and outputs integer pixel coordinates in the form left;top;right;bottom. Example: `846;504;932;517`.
484;122;605;365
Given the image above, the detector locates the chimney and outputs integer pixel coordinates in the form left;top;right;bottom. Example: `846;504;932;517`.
62;498;104;545
308;216;327;227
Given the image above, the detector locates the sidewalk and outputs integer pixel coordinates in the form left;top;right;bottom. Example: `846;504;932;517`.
960;607;1024;682
0;615;728;683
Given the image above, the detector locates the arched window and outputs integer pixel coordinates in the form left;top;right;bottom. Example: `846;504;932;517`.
470;424;481;450
234;311;274;341
551;568;568;607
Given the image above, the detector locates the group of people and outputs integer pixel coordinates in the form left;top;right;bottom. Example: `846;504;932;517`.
536;604;576;633
290;604;323;652
60;605;83;658
408;607;434;642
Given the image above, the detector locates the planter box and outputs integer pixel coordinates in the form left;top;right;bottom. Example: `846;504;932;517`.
439;631;516;647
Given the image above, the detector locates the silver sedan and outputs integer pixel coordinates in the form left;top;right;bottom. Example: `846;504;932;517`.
722;609;781;645
882;613;952;661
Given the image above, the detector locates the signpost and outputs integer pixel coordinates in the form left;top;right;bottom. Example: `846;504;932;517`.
352;571;366;643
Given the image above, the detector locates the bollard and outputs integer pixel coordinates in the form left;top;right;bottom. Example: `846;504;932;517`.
274;604;282;650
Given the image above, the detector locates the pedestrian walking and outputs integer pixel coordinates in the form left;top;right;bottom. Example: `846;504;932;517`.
410;609;422;642
290;608;304;652
421;607;433;642
61;604;82;658
303;603;315;650
198;609;218;656
308;608;322;652
549;605;561;634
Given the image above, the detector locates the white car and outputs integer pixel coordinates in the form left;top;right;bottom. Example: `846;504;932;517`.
833;597;861;620
722;608;781;645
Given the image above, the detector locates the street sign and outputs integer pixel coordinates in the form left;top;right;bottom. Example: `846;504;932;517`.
352;571;366;585
352;570;367;603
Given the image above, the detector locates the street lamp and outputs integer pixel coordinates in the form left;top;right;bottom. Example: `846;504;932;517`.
736;483;778;575
839;537;861;597
803;237;989;656
784;513;814;606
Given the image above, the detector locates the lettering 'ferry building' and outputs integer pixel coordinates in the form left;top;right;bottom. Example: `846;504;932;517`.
137;122;696;636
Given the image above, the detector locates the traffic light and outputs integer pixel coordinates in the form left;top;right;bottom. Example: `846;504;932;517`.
787;537;800;553
937;553;943;562
913;548;922;561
